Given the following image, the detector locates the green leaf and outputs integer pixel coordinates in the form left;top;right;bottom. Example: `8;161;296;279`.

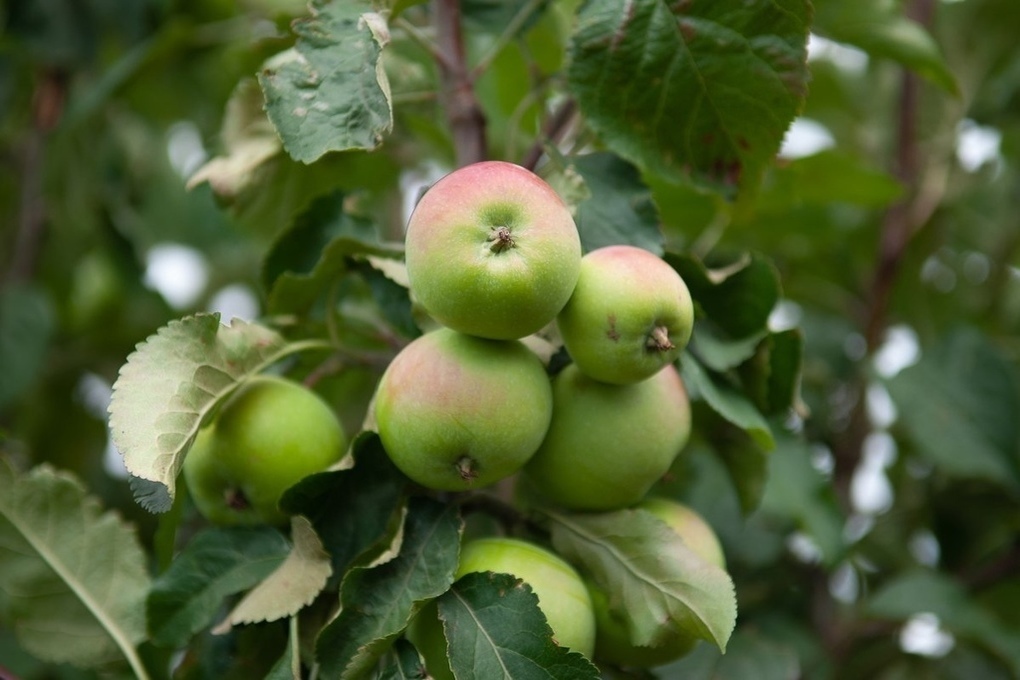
280;432;407;577
316;497;462;679
567;0;811;196
147;526;290;648
378;638;428;679
658;628;800;679
259;3;393;163
0;284;55;410
546;508;736;651
681;353;774;451
0;461;151;675
438;571;601;679
353;259;421;339
737;329;804;417
215;516;332;632
263;191;403;315
697;406;771;515
690;325;768;373
757;150;904;212
571;152;664;254
885;328;1020;488
108;314;291;513
813;0;959;95
667;252;781;340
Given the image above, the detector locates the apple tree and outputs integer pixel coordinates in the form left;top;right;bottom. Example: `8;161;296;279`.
2;0;1020;678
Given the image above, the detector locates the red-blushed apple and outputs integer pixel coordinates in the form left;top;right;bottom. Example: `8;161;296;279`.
557;245;694;384
373;328;553;490
404;161;582;340
589;498;726;668
522;363;691;511
183;375;347;526
406;537;596;679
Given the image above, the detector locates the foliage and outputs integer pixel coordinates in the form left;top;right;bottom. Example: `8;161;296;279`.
2;0;1020;678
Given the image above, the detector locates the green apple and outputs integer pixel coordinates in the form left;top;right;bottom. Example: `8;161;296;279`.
522;363;691;511
407;537;596;678
183;375;347;525
374;328;553;491
557;245;694;385
404;161;582;340
589;498;726;668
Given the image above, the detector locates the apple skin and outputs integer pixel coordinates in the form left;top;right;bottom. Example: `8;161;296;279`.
404;161;582;340
522;363;691;511
374;328;553;491
183;375;347;526
407;537;596;678
590;499;726;668
557;245;694;385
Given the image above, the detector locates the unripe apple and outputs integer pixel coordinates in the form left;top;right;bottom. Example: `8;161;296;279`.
407;537;596;678
183;375;347;526
522;363;691;511
557;245;694;385
374;328;553;491
589;498;726;668
404;161;582;340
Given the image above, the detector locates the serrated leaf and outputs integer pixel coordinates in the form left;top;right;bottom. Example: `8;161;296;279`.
886;328;1020;487
108;314;291;513
567;0;811;196
280;432;407;577
378;638;428;679
316;497;462;679
546;509;736;651
438;572;601;679
571;152;664;254
0;461;150;672
215;516;332;632
0;284;55;409
259;4;393;163
681;352;774;450
147;526;290;648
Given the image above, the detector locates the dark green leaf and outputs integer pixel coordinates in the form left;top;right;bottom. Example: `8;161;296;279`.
757;151;904;211
567;0;811;196
736;329;804;417
681;353;774;450
316;497;462;679
696;406;771;516
690;325;767;373
438;572;601;679
0;284;55;410
571;152;664;254
259;2;393;162
463;0;549;33
354;260;421;339
658;629;799;679
147;527;290;648
378;638;428;680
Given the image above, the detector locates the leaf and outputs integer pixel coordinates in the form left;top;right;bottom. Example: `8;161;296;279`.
697;406;771;515
438;572;601;679
757;150;904;211
567;0;811;196
0;284;55;409
108;314;290;513
280;432;407;577
315;497;462;679
215;516;332;633
885;328;1020;488
352;259;422;339
378;638;428;680
147;526;290;648
681;353;774;450
736;329;804;417
259;4;393;163
263;191;403;315
546;508;736;651
690;325;768;373
0;461;150;673
659;628;800;679
571;152;664;254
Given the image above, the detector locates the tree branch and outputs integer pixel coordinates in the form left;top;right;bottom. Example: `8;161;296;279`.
434;0;487;166
521;98;577;171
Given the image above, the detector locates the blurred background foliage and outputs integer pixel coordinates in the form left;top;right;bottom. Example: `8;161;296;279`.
1;0;1019;678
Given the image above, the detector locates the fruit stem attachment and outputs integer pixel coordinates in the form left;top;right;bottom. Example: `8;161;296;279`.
225;488;251;511
456;455;479;482
488;226;516;253
646;326;675;352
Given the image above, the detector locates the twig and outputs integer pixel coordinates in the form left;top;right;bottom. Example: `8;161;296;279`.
392;16;454;72
434;0;487;166
520;98;577;171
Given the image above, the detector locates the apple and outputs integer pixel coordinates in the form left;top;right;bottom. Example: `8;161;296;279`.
557;245;694;385
373;328;553;491
407;537;596;678
522;363;691;511
182;375;347;525
589;498;726;668
404;161;582;340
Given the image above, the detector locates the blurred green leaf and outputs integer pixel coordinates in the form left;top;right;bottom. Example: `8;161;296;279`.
438;571;601;679
0;461;151;672
697;407;771;516
0;285;55;410
738;329;804;417
758;151;904;212
353;259;421;339
681;353;775;451
567;0;811;196
259;3;393;163
147;526;289;648
571;152;664;255
690;325;767;373
658;629;799;679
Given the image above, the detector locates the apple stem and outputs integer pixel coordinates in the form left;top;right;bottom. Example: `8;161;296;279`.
488;226;516;253
456;455;479;482
647;326;675;352
225;488;250;511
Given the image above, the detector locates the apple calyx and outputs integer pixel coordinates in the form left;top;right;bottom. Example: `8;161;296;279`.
646;325;675;353
456;455;479;481
488;226;516;253
225;487;250;511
